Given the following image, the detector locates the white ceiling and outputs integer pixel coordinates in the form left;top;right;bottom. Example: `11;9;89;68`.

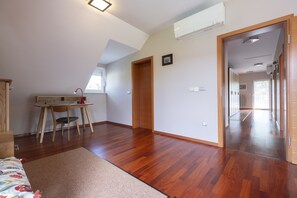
227;29;282;74
98;0;224;64
107;0;224;34
99;39;138;65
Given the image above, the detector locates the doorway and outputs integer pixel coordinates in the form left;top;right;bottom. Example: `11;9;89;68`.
132;57;154;131
217;15;294;161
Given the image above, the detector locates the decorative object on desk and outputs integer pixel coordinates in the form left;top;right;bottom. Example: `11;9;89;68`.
74;88;85;104
162;54;173;66
88;0;112;12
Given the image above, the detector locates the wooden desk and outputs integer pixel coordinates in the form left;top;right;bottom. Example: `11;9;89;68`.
35;102;94;143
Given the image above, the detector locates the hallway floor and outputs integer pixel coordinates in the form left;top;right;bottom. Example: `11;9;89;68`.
226;110;286;160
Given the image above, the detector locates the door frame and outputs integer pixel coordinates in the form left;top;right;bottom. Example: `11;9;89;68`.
217;14;293;162
131;56;154;132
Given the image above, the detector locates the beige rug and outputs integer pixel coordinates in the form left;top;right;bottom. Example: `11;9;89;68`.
23;148;168;198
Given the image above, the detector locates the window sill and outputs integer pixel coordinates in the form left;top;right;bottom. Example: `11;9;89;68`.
85;92;107;95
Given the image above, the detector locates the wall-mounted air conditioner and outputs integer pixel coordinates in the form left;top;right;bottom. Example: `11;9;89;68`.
174;2;225;39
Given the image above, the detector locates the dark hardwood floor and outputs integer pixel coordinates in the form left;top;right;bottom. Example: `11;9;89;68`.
227;110;286;160
15;123;297;197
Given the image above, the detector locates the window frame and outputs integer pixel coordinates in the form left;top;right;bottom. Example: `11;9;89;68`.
85;67;106;94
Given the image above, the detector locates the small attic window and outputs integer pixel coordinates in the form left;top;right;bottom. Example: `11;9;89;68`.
85;67;105;93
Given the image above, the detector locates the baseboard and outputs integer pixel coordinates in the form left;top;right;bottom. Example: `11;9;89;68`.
14;121;108;138
14;133;34;138
240;108;253;110
106;121;132;128
15;122;218;148
154;131;218;147
88;121;108;126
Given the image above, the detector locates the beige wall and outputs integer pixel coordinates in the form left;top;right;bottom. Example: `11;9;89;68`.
239;72;271;109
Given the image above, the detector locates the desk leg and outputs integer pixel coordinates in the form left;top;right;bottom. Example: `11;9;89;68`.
80;107;85;130
84;106;94;133
36;107;44;139
39;107;48;143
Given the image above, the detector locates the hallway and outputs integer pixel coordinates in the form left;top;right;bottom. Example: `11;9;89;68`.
226;110;286;160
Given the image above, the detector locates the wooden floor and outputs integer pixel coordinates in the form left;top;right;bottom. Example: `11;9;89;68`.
227;110;286;160
15;123;297;197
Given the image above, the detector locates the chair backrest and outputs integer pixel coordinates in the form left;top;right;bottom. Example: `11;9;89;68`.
50;106;70;123
51;106;68;113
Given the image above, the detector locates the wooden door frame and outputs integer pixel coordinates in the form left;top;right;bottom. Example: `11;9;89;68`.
217;15;293;161
279;52;284;132
131;56;154;132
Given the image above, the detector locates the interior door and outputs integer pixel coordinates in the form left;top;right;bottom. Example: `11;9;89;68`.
132;57;154;130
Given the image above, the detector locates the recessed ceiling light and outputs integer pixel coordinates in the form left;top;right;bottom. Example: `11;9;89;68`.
254;63;263;67
88;0;112;12
243;36;260;44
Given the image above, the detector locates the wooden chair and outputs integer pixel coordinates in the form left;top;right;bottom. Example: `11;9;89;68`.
50;106;80;142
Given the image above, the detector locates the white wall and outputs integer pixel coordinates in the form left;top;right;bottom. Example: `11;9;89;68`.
106;57;133;125
106;0;297;144
0;0;148;135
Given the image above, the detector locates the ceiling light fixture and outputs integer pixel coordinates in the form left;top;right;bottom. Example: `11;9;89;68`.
254;63;263;67
243;36;260;44
88;0;112;12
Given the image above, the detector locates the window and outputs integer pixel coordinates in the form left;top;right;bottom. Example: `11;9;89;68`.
85;67;106;93
253;80;270;109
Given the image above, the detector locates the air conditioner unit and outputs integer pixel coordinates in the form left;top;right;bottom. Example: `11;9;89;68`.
174;2;225;39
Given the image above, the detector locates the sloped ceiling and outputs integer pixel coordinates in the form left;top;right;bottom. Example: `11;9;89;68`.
0;0;148;133
99;39;138;64
0;0;148;93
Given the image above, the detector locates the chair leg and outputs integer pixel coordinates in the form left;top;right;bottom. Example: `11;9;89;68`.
67;124;70;141
61;123;64;136
76;121;80;135
52;123;57;142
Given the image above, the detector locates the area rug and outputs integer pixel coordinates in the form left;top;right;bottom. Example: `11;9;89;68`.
23;148;168;198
